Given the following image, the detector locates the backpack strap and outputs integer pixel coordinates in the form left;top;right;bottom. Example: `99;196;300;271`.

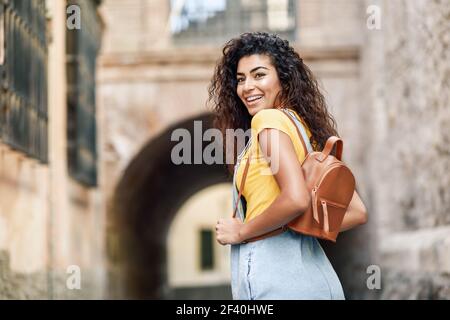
280;108;314;154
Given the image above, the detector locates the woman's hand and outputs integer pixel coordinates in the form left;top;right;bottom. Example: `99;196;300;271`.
216;218;245;245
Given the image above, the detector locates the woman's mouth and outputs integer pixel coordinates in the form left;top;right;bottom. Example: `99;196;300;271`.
245;95;263;106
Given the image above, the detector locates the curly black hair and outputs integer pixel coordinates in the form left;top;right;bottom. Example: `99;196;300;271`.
208;32;339;174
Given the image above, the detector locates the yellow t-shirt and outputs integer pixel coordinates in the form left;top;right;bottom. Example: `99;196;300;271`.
236;108;313;223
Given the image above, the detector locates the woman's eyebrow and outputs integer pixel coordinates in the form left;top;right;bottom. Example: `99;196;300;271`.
236;66;269;76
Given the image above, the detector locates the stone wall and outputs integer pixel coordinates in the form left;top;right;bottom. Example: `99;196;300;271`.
0;250;106;299
100;0;170;54
298;0;364;48
362;0;450;299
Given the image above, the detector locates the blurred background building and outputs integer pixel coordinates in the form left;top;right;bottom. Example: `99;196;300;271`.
0;0;449;299
0;0;105;298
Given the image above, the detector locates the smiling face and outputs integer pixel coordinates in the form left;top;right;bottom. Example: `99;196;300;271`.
236;54;283;116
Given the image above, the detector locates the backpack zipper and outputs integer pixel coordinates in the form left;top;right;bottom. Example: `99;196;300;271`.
311;163;344;225
314;163;343;190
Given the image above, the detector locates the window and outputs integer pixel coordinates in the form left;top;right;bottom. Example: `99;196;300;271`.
169;0;297;45
200;229;214;270
0;0;48;162
66;0;102;186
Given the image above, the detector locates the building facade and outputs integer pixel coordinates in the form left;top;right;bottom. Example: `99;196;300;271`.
0;0;106;299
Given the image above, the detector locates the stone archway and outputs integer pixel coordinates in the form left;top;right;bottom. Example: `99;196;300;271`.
114;112;230;299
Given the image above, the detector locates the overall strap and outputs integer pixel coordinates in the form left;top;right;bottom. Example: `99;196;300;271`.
232;153;252;219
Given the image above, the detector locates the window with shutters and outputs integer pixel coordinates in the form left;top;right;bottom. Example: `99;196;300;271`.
66;0;102;186
0;0;48;162
200;229;214;271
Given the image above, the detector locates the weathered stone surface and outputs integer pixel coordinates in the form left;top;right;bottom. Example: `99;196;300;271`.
360;0;450;299
0;0;108;300
365;0;450;234
0;251;108;300
381;270;450;300
0;251;48;299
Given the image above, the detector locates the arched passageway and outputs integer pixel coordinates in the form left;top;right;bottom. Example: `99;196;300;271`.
114;113;230;298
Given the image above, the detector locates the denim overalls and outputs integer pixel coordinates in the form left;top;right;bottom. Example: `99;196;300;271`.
230;109;345;300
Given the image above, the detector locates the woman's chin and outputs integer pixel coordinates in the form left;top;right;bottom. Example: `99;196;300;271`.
248;105;271;116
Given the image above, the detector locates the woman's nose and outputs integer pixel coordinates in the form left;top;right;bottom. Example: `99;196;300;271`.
242;79;255;92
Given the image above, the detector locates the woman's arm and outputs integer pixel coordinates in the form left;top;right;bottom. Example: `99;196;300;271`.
216;128;310;245
339;190;368;232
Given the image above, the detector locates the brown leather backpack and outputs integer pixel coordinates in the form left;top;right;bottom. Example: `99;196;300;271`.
233;108;355;242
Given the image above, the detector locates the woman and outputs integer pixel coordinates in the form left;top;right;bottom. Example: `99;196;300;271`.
209;32;368;300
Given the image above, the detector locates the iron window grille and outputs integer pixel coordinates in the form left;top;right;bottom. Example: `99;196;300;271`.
0;0;48;163
66;0;102;187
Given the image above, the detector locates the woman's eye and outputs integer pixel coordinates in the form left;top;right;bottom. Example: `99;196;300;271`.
255;73;265;78
237;78;244;83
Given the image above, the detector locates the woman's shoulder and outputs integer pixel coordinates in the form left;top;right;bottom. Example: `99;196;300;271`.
249;108;314;159
250;108;291;132
251;107;286;121
251;108;311;136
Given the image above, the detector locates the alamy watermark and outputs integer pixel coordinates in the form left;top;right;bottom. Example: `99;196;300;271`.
67;5;81;30
66;265;81;290
366;264;381;290
366;5;381;30
170;121;280;175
